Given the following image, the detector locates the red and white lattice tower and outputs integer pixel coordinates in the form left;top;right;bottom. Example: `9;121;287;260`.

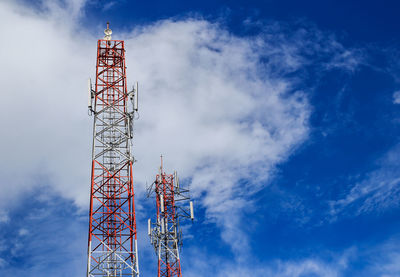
148;157;194;277
87;23;140;277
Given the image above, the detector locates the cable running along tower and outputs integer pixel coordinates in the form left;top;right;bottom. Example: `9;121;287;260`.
148;157;194;277
87;23;140;277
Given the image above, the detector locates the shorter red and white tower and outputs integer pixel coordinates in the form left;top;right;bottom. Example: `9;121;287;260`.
147;157;194;277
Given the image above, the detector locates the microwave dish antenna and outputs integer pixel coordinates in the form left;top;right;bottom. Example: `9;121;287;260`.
104;22;112;40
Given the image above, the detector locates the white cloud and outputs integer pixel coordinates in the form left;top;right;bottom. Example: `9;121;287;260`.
102;1;117;11
346;237;400;276
393;90;400;104
30;0;86;20
122;19;315;256
0;1;94;209
0;211;9;224
182;246;351;277
18;228;28;236
0;258;7;269
376;252;400;276
272;259;341;277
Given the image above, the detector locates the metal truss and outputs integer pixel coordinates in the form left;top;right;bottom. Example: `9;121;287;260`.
87;26;139;277
147;158;194;277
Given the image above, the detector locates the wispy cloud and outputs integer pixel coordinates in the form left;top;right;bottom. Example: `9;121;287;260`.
393;90;400;104
340;237;400;276
0;211;9;224
182;245;354;277
102;1;117;11
329;143;400;218
0;190;87;276
369;241;400;276
0;258;7;269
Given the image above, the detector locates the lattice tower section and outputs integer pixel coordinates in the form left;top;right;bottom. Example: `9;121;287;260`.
87;33;139;277
148;159;193;277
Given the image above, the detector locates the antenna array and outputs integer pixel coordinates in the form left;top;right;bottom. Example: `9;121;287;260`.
147;157;194;277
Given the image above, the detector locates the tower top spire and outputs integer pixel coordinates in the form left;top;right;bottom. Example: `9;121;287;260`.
104;22;112;40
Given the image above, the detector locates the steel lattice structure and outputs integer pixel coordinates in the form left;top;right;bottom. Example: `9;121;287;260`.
87;24;140;277
148;158;193;277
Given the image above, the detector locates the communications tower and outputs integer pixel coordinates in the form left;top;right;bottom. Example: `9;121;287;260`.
87;23;140;277
147;157;194;277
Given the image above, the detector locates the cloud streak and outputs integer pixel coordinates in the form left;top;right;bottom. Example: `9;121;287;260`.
393;90;400;104
182;245;352;277
329;143;400;218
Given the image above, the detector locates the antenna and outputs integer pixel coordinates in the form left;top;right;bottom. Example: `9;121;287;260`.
174;171;180;192
104;22;112;40
190;201;194;220
160;155;163;173
160;194;164;213
134;82;139;111
128;82;139;112
161;218;165;234
87;78;93;111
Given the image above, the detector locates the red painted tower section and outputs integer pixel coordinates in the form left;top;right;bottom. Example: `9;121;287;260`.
156;165;181;277
148;158;193;277
87;24;139;277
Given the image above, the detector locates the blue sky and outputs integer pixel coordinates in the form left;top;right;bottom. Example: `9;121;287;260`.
1;0;400;276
